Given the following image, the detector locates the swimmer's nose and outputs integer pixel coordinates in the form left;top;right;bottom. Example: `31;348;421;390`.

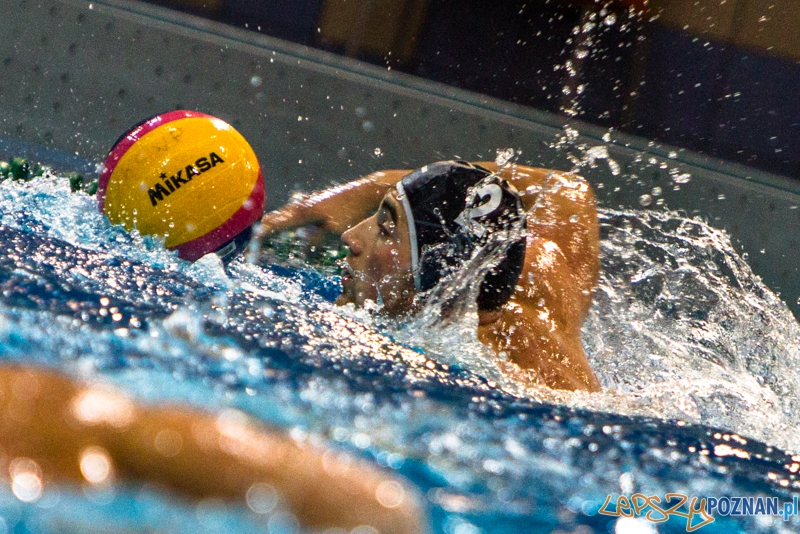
342;225;362;256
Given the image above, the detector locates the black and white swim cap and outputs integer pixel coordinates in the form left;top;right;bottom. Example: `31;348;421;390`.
395;161;527;311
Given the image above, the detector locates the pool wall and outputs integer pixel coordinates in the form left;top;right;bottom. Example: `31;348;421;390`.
3;0;800;319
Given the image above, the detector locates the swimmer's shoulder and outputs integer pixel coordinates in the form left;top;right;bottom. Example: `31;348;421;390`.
473;162;594;209
360;163;596;214
477;161;599;313
475;162;554;185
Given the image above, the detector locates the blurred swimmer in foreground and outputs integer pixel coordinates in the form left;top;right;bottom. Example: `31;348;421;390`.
258;160;601;392
0;113;426;534
0;366;424;534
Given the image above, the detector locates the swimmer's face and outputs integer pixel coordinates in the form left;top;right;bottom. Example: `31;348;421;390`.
338;190;415;314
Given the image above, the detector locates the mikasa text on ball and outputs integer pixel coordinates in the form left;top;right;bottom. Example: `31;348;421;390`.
97;110;265;262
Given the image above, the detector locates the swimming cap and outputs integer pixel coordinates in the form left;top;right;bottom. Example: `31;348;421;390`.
395;161;527;311
97;110;265;263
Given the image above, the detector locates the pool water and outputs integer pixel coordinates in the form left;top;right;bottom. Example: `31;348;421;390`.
1;171;800;534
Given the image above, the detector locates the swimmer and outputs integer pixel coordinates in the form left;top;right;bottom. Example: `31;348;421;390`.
257;161;602;392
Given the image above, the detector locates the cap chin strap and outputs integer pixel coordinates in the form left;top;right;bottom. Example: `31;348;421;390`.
213;225;254;265
395;181;421;290
215;240;237;261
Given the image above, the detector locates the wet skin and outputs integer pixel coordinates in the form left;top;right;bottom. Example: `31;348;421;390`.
259;162;602;392
337;191;415;315
0;365;425;534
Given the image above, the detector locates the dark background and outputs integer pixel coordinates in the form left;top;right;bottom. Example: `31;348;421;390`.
145;0;800;179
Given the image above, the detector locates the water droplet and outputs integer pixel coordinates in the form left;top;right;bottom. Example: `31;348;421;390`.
638;194;653;207
375;480;405;508
246;483;278;514
353;433;371;449
10;458;42;503
80;447;112;484
495;148;516;167
373;147;383;157
651;186;662;197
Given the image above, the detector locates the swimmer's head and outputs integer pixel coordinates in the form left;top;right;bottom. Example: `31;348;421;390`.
339;161;526;313
98;110;266;264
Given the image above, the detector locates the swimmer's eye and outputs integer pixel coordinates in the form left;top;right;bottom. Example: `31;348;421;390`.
376;206;395;238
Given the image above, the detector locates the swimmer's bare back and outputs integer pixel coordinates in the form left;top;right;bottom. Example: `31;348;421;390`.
258;163;602;392
0;366;425;534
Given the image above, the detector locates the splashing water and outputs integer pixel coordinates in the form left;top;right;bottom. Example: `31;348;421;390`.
377;201;800;454
582;209;800;452
3;167;800;533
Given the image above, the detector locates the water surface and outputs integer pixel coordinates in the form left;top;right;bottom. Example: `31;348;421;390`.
0;172;799;533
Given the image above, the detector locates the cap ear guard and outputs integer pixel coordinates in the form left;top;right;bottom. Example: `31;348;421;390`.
460;173;528;311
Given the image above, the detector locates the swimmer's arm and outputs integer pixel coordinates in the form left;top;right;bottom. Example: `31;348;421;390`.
480;303;601;392
256;162;554;240
483;163;600;314
0;366;426;534
257;170;409;240
478;233;601;392
477;164;601;391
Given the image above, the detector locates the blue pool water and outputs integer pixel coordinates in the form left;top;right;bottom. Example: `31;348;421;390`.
2;172;800;534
